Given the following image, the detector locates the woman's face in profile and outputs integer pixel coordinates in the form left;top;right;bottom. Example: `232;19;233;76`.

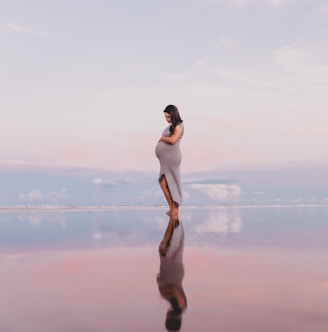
164;112;172;123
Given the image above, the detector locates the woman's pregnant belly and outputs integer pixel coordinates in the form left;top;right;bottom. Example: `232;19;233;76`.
155;142;181;165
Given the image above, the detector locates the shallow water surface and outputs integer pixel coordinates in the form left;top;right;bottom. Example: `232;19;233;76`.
0;206;328;332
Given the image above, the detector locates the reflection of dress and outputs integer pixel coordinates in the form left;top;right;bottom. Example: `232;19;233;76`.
157;223;187;310
155;123;184;205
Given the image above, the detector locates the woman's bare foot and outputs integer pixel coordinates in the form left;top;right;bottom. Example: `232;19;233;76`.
170;207;178;220
166;207;178;218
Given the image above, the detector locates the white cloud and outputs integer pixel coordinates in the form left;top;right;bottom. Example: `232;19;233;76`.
8;23;60;39
266;0;291;6
90;178;108;185
28;215;42;226
18;188;68;202
194;209;242;235
17;212;68;227
8;24;30;33
207;0;244;6
206;30;328;93
207;0;294;8
191;184;241;201
89;178;134;187
208;65;265;86
291;125;328;138
274;43;309;72
273;33;328;85
217;35;236;53
196;58;208;67
19;189;43;201
17;214;42;226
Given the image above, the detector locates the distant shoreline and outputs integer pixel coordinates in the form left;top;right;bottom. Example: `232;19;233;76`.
1;204;328;213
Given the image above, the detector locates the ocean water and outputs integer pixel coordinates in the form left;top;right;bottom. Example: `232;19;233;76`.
0;206;328;332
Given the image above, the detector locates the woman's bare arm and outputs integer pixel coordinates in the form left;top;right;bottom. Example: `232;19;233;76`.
159;125;182;144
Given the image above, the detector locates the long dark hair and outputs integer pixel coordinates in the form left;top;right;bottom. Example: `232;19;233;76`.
164;105;183;134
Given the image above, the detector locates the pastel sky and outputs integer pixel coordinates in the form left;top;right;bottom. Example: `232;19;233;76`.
1;0;328;174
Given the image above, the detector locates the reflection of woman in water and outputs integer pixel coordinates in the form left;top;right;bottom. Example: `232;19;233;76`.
155;105;184;220
157;218;187;331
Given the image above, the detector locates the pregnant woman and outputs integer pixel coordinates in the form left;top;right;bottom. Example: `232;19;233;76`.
155;105;184;220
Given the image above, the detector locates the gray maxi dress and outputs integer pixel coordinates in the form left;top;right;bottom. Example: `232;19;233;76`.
157;222;187;311
155;123;184;206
